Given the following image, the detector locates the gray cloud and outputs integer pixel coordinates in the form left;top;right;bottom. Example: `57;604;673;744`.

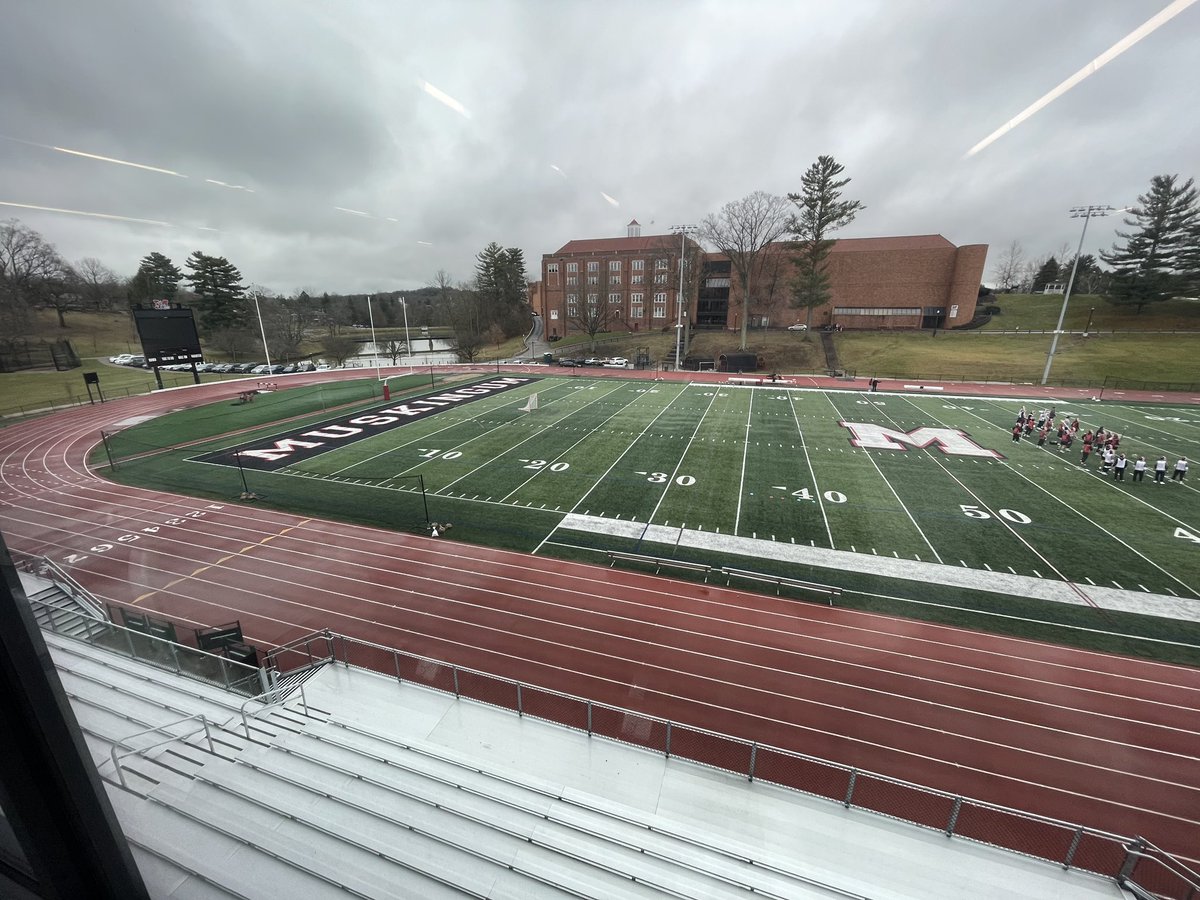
2;0;1197;292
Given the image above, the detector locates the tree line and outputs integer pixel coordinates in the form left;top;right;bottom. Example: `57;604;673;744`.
0;219;532;363
990;174;1200;313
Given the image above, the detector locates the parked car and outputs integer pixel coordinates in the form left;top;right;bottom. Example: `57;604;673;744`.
787;323;808;331
557;358;581;367
315;364;332;371
603;357;629;368
249;364;272;374
125;355;146;367
110;353;134;364
297;362;317;372
583;357;602;366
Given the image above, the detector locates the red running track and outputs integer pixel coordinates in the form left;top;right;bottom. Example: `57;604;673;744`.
2;369;1199;865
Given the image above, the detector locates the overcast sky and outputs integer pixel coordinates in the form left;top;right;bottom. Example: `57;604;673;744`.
2;0;1197;294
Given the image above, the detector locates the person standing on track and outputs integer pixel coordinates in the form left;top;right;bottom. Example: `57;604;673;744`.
1174;457;1189;482
1132;456;1147;482
1155;456;1169;483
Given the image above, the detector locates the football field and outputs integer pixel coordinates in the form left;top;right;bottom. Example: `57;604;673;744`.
266;377;1197;590
112;373;1200;656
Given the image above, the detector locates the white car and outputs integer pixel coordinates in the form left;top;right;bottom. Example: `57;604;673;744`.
787;323;808;332
110;353;134;364
603;357;629;368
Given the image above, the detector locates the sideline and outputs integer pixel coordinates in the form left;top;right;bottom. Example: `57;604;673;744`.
556;513;1200;624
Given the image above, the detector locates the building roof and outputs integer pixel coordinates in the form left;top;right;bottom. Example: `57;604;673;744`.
551;233;959;259
550;235;694;256
826;234;954;252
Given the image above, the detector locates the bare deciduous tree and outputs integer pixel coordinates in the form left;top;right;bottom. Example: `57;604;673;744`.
74;257;123;310
990;241;1024;292
700;191;790;350
0;219;69;334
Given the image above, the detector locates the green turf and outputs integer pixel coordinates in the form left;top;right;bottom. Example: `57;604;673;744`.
101;376;1200;664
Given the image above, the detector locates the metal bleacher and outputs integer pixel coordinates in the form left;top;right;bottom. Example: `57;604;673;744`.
16;570;1148;899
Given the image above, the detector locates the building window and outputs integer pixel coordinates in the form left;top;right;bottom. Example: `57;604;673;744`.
567;262;578;273
587;293;598;306
632;259;644;271
654;273;668;284
609;260;621;272
833;307;922;316
631;274;643;285
547;263;559;274
587;261;599;272
631;302;644;318
567;294;578;316
566;275;577;286
611;274;621;284
609;292;621;304
587;275;599;285
655;258;668;270
652;296;667;318
705;277;730;288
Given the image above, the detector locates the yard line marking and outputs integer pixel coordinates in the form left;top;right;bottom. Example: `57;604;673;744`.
493;381;633;502
533;382;693;555
639;386;726;542
821;392;942;563
1140;584;1151;592
1113;581;1124;589
787;393;834;549
1085;577;1097;585
949;398;1200;596
734;390;755;533
984;563;993;571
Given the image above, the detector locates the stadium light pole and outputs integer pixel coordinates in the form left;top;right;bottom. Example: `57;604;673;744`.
252;290;273;373
367;294;381;382
1041;205;1114;385
400;296;412;370
671;224;698;370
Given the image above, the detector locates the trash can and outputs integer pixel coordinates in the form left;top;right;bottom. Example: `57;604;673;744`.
543;352;554;364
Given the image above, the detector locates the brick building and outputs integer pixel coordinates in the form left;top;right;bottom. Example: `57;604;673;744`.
535;225;987;336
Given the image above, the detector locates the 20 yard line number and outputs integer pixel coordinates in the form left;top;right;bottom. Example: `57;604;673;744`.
961;504;1031;524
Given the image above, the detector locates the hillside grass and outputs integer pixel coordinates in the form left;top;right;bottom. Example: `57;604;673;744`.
979;293;1200;332
833;331;1200;386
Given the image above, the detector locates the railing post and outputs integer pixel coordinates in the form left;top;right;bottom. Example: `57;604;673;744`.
586;701;593;736
305;639;314;667
946;796;963;836
665;721;672;758
299;682;309;717
452;666;460;699
167;641;181;675
844;769;858;808
516;683;523;717
201;718;215;754
1062;826;1083;870
219;656;232;690
1118;838;1146;883
748;743;757;782
123;627;136;659
393;650;402;682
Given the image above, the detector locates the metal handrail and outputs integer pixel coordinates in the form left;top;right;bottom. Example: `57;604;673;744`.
110;714;215;789
33;554;108;621
314;629;1160;882
25;593;263;692
264;628;335;672
239;680;311;739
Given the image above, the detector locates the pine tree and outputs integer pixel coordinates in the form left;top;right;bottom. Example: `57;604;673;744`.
787;156;866;330
1101;174;1199;313
128;251;182;306
1032;256;1059;293
184;251;248;332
